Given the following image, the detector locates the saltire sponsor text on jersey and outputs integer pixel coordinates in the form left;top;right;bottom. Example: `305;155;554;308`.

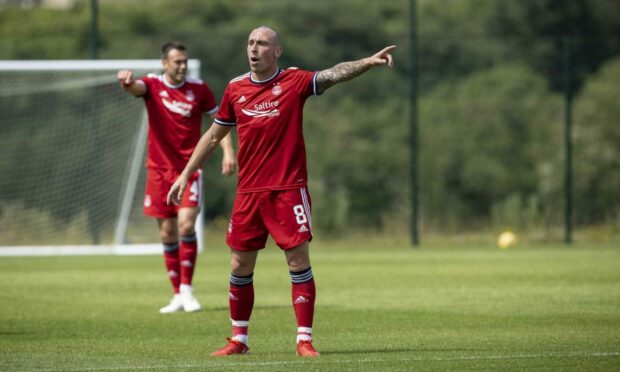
140;74;218;171
215;68;319;193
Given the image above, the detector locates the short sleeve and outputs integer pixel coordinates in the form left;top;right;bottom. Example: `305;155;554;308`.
214;84;236;126
200;84;218;115
137;75;153;98
291;69;320;98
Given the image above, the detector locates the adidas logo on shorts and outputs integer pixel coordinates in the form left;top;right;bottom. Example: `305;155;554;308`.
298;225;309;233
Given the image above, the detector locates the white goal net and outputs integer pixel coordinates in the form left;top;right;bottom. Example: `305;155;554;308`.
0;60;204;255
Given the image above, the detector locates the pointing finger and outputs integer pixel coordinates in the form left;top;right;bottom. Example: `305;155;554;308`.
386;53;394;68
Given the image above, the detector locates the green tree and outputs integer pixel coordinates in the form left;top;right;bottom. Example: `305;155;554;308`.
484;0;620;91
572;57;620;226
2;0;619;236
420;63;562;230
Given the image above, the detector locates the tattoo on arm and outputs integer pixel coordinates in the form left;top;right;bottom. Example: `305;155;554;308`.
315;59;370;94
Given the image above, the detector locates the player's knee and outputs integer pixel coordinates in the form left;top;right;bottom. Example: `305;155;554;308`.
177;219;195;236
230;261;251;276
178;223;195;236
159;228;177;243
157;218;178;243
288;260;310;273
285;243;311;272
287;254;310;272
230;254;256;277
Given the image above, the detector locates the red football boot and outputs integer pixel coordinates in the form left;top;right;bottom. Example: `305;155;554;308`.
211;338;249;356
296;340;320;357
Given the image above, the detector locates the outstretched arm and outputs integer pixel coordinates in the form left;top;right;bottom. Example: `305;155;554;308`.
167;123;232;205
117;70;146;96
315;45;396;95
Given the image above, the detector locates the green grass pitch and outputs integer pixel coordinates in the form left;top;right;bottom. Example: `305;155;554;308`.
1;239;619;371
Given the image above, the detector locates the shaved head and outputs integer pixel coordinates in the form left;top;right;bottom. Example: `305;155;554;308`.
251;25;281;47
247;25;283;80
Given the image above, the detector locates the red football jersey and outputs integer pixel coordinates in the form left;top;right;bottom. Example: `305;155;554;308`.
215;68;318;193
139;74;218;171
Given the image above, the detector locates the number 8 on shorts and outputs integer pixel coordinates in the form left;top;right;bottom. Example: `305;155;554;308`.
293;205;308;225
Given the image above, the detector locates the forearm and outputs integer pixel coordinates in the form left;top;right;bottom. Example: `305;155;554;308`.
183;124;231;176
315;45;396;94
120;81;146;97
315;58;372;94
219;131;235;156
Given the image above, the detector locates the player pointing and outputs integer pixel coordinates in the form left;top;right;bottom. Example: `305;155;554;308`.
118;41;236;314
168;27;395;356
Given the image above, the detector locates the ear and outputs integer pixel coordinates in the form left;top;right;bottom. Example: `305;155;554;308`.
275;46;283;58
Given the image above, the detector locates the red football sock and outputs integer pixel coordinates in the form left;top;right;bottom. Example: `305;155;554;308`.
179;233;197;285
163;242;180;293
291;267;316;330
232;320;249;345
229;273;254;344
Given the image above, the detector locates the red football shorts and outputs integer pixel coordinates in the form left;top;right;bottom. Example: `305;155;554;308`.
143;168;202;219
226;187;313;251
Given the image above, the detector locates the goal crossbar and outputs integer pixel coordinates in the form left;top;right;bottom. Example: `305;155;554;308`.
0;59;205;256
0;59;201;71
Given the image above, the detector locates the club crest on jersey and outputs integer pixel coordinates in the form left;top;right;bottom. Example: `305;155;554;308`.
241;100;280;118
271;84;282;96
186;90;195;101
159;91;169;98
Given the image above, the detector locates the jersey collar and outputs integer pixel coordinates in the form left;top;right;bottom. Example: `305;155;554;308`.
160;74;186;89
249;67;282;85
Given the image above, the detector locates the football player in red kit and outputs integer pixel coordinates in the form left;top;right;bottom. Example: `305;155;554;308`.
168;27;395;355
118;41;236;314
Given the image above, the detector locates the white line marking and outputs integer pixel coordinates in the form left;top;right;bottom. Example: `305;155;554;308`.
5;351;619;372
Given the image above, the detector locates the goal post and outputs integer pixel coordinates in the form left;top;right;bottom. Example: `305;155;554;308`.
0;59;206;256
